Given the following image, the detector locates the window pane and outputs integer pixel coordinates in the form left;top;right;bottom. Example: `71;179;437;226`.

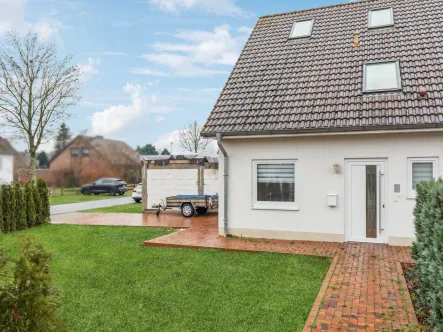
412;162;433;190
365;62;399;91
291;20;313;38
257;164;295;202
370;8;393;27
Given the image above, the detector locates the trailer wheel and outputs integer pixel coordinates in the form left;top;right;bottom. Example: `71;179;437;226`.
181;203;195;218
196;207;208;215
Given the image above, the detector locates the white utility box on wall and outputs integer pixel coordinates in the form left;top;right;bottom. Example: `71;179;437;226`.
328;193;338;207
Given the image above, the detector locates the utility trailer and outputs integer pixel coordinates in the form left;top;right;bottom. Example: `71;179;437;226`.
153;195;218;217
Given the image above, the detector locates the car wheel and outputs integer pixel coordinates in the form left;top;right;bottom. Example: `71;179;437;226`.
134;199;141;203
196;207;208;215
108;188;117;196
94;193;100;196
83;188;91;195
181;203;194;218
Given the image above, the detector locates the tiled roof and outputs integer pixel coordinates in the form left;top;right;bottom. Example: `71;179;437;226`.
0;137;16;155
202;0;443;137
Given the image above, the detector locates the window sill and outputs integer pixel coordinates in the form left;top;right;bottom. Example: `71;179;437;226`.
406;196;416;200
251;205;299;212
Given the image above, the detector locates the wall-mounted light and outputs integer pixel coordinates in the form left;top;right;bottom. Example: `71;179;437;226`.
333;162;341;174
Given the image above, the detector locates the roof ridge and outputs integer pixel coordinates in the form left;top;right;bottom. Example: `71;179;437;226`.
259;0;379;19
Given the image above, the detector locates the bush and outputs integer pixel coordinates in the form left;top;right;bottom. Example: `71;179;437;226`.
0;235;65;331
0;180;49;233
24;183;36;228
37;179;50;225
14;183;27;231
412;178;443;330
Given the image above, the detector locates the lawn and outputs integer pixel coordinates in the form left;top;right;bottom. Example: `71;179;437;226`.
81;203;142;213
1;225;330;331
50;192;129;206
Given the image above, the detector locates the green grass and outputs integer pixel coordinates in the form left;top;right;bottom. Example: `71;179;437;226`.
81;203;142;213
50;192;129;206
1;225;330;331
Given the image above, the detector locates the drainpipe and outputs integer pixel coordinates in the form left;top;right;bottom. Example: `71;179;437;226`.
216;133;229;236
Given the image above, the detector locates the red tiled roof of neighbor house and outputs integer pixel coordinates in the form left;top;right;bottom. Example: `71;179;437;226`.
202;0;443;137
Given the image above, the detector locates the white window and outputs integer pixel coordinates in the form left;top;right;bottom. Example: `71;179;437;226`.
407;157;439;198
289;19;314;39
71;148;80;156
252;160;298;210
369;7;394;28
82;148;90;156
364;61;401;93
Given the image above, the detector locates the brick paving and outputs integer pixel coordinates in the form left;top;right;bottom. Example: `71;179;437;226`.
52;212;418;331
144;214;418;331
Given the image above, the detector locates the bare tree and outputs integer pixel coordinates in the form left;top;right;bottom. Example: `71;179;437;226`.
0;31;81;181
178;120;211;154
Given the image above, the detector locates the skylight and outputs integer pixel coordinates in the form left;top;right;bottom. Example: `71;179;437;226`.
289;19;314;39
369;8;394;28
363;61;401;93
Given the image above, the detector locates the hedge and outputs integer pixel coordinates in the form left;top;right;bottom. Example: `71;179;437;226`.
412;178;443;331
0;180;50;234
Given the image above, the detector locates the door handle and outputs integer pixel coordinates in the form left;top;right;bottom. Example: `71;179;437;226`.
379;171;384;234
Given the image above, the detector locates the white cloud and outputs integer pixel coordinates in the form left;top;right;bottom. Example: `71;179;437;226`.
149;0;253;18
155;115;166;123
0;0;67;41
104;51;127;56
78;57;101;82
90;83;170;136
132;24;251;77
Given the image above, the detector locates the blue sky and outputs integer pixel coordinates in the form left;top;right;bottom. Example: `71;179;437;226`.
0;0;342;153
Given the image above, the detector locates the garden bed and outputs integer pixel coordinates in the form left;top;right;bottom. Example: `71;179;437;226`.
401;263;432;331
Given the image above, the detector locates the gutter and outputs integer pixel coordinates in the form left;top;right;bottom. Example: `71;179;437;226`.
216;133;229;237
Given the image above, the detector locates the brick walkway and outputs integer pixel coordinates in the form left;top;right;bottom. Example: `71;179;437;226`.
144;214;418;332
52;212;418;331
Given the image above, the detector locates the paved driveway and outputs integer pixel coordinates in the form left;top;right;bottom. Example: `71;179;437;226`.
50;197;133;215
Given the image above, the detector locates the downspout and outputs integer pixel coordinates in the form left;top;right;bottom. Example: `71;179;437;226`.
216;133;229;236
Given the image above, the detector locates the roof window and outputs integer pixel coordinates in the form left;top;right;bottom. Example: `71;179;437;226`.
289;19;314;39
369;8;394;28
363;61;401;93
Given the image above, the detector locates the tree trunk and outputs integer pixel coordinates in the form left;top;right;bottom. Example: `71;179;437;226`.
29;148;37;184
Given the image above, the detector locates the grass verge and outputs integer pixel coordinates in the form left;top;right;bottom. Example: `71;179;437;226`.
50;193;129;206
2;225;330;331
80;203;142;213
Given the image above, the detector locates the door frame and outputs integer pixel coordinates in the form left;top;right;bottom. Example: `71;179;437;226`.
345;159;388;244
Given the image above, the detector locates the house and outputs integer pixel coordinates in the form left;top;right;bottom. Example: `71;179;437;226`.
39;135;140;187
0;137;16;184
140;155;218;208
201;0;443;246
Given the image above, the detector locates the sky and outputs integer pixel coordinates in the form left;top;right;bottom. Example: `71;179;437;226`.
0;0;343;154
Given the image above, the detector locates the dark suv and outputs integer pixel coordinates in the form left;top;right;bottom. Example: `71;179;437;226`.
81;178;128;196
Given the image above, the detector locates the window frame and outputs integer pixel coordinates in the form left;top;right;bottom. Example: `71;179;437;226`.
289;19;315;39
252;159;299;211
368;7;394;29
70;148;80;157
407;157;439;198
363;60;402;93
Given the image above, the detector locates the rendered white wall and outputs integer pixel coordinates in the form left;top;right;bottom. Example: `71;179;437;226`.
147;168;219;207
0;154;13;183
218;131;443;244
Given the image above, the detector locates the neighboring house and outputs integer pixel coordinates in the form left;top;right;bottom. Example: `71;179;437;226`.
202;0;443;246
0;137;16;184
40;135;140;187
140;155;218;208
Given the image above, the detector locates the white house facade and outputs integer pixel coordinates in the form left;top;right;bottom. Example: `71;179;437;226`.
201;0;443;245
217;130;442;245
0;138;16;184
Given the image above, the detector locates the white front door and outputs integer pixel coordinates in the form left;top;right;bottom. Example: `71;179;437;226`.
345;160;387;243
